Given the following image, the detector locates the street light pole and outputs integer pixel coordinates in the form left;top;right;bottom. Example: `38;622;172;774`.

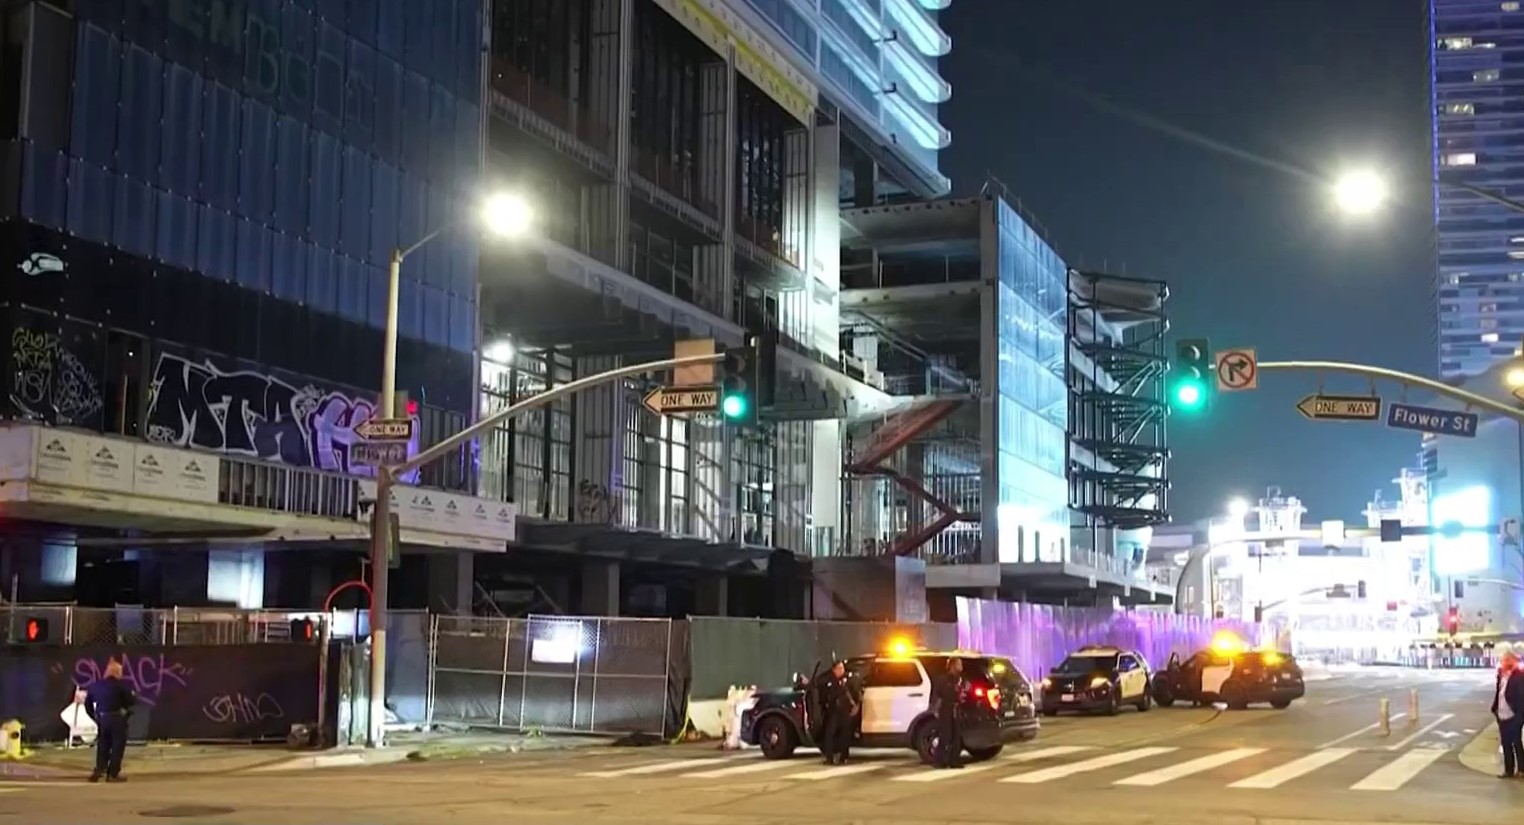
362;351;723;748
364;192;534;747
367;227;446;749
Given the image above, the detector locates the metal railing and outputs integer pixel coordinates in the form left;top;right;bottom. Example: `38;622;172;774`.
219;455;362;520
0;605;333;646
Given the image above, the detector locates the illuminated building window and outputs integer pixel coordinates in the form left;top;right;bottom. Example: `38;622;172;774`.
1483;332;1500;343
1505;1;1520;11
1443;152;1478;166
1475;68;1501;83
1444;102;1475;115
1444;36;1474;49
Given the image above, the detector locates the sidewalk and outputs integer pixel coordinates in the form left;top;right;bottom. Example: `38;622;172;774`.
2;731;608;779
1459;727;1498;777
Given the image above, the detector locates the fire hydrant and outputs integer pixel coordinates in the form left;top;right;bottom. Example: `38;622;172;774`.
0;720;29;760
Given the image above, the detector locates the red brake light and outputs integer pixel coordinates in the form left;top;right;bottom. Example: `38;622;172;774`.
24;619;40;641
971;685;1000;710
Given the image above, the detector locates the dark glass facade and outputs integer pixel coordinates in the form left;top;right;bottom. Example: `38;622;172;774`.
0;0;486;485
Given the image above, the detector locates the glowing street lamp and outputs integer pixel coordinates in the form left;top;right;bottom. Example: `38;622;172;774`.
1227;497;1251;519
1332;170;1389;216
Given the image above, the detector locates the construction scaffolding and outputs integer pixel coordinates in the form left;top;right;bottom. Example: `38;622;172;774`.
1066;271;1171;531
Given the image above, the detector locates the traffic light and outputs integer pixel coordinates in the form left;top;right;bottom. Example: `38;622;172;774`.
21;617;46;643
290;618;315;643
1446;606;1460;636
718;335;775;427
1356;580;1367;599
1170;338;1212;412
1253;604;1263;624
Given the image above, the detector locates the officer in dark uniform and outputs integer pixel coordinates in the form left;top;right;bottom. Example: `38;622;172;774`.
816;660;858;764
84;659;136;783
932;657;964;769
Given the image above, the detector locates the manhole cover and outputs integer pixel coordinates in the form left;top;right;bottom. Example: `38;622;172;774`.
138;806;235;818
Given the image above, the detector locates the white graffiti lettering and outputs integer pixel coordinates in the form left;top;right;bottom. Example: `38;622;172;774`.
11;328;104;426
201;692;285;725
145;352;418;479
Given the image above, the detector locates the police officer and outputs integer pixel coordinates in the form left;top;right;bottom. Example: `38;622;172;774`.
932;657;964;769
84;659;136;783
816;661;858;765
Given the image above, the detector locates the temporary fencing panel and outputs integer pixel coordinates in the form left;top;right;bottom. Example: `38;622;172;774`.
428;614;680;737
686;618;958;699
0;644;322;742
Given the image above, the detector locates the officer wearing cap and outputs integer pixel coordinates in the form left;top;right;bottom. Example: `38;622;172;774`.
816;660;859;764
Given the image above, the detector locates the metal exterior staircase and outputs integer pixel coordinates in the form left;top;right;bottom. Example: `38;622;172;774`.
846;399;977;557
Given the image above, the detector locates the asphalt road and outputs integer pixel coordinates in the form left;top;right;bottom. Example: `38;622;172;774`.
1;669;1515;825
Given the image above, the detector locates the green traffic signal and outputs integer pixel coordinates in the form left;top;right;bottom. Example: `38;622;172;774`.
721;393;749;420
1174;380;1204;409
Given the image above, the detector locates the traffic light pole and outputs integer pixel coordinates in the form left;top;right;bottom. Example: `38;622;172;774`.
363;351;722;748
1254;360;1524;422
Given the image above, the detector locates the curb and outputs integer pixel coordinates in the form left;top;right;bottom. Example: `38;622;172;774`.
1459;727;1497;776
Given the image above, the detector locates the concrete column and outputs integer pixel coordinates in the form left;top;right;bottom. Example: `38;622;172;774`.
427;553;475;615
695;574;728;616
580;559;620;616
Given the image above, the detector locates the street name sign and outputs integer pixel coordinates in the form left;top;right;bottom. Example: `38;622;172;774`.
355;418;415;441
1295;394;1381;422
352;441;409;467
643;385;719;416
1386;402;1478;439
1215;348;1257;391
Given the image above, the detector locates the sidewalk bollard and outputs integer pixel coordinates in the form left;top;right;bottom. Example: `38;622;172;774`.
1408;688;1419;725
1379;698;1391;736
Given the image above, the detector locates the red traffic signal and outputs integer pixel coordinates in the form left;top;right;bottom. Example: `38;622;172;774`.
22;617;47;642
290;618;315;642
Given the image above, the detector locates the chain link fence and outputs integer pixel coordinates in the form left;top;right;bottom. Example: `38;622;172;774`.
427;614;678;736
0;605;340;645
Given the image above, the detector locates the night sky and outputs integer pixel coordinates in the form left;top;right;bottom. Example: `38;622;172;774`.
940;0;1436;523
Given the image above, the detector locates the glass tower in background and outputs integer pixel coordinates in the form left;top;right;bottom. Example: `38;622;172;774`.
1432;0;1524;378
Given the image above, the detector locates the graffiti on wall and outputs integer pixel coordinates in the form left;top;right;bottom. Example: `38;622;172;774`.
145;353;416;477
7;645;321;742
11;328;104;426
201;692;285;726
575;479;619;526
60;653;192;709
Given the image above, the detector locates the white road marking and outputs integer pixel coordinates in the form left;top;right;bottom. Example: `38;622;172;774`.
891;763;1001;782
999;747;1176;784
1003;745;1095;762
1386;713;1455;751
580;758;730;778
1113;747;1265;787
784;763;884;781
0;787;23;794
682;760;797;779
1350;748;1448;791
1319;714;1406;749
1229;748;1356;789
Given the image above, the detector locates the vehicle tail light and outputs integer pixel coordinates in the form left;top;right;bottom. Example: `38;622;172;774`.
972;685;1000;711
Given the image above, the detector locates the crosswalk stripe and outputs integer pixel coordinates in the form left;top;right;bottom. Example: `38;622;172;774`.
784;763;884;781
1349;748;1447;791
1229;748;1356;789
682;760;796;779
1003;745;1095;762
1000;747;1176;784
580;758;729;778
1114;747;1266;787
892;763;1002;783
0;788;22;794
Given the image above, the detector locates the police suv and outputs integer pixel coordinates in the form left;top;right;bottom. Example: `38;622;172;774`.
738;646;1040;764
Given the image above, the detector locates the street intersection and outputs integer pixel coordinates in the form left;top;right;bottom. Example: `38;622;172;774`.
0;669;1511;825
